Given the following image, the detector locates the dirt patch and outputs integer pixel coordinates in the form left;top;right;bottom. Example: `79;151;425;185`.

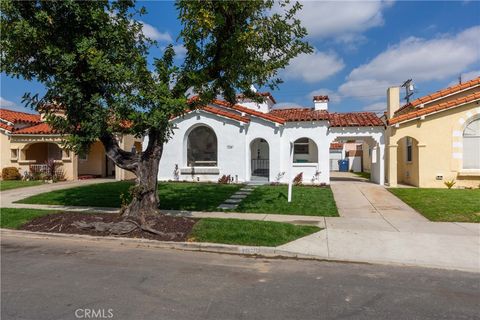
20;212;198;242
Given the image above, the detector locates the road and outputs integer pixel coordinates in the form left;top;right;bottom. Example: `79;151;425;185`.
1;235;479;320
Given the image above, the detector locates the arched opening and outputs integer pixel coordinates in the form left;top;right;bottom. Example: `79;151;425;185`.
328;137;379;183
187;125;217;167
25;142;62;162
396;136;420;186
293;138;318;163
250;138;269;180
463;118;480;169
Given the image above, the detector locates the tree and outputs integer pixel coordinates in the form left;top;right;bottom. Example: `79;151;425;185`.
1;0;311;231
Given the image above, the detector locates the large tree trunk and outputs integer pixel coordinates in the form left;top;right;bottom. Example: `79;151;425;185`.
100;132;164;224
120;155;161;223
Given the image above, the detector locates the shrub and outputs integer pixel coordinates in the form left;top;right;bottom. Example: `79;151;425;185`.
293;172;303;186
444;179;456;189
218;174;232;184
2;167;21;180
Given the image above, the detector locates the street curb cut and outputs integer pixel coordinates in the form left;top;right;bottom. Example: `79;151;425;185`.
0;228;323;261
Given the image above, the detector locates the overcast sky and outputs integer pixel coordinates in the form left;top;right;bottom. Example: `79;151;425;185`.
1;1;479;114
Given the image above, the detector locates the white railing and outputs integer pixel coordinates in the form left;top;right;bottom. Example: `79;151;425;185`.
29;164;49;174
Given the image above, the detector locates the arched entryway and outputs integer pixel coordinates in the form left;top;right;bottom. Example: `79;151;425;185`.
395;136;420;186
250;138;269;181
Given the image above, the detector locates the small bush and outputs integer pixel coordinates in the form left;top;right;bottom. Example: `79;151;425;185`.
293;172;303;186
218;174;232;184
444;179;456;189
2;167;21;180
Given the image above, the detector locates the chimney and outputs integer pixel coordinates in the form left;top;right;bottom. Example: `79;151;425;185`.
313;95;329;111
387;87;400;119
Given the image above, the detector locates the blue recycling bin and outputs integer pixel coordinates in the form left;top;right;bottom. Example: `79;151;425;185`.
338;159;349;172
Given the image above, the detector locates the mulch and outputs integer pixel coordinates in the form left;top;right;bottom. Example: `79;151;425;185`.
20;212;198;242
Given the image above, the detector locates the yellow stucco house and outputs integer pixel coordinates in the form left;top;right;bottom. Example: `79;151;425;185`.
0;108;141;181
386;77;480;188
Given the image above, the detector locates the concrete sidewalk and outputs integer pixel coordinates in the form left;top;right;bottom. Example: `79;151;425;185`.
1;179;479;272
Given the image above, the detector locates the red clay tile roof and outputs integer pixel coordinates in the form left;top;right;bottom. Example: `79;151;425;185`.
0;122;13;132
330;142;343;150
12;123;56;134
329;112;384;127
269;108;329;122
202;105;250;123
0;108;41;124
313;95;329;101
213;99;286;124
394;76;480;117
389;91;480;125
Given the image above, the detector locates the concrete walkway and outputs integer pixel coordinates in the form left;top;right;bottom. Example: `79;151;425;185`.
1;179;479;272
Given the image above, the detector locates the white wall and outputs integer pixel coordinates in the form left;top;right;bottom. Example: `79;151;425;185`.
152;110;385;185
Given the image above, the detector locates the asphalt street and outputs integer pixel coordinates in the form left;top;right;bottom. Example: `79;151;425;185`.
1;235;479;320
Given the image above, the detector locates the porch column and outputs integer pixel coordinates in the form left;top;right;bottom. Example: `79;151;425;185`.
417;144;427;187
377;144;385;186
318;140;330;184
386;144;398;187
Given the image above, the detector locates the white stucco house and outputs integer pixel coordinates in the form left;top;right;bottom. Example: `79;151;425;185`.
151;93;386;185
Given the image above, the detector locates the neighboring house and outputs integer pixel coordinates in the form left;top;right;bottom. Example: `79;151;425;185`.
0;108;141;180
154;94;386;185
329;142;343;171
386;77;480;188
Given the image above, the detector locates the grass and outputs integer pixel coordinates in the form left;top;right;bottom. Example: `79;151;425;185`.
1;208;320;246
353;171;371;180
0;208;58;229
0;180;44;191
189;218;321;246
17;181;242;211
389;188;480;223
233;185;338;216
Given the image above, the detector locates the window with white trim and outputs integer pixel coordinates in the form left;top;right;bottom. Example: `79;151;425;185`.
463;118;480;169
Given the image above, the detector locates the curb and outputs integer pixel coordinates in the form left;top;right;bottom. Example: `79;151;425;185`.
0;228;323;261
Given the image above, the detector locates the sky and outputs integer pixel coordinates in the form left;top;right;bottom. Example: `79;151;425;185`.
1;0;479;114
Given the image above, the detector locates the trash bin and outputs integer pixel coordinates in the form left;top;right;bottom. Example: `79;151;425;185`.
338;159;349;172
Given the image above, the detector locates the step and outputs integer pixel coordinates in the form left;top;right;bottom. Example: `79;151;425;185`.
224;198;243;204
217;204;238;210
231;194;248;199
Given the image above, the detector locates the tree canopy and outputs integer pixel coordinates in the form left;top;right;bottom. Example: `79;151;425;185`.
1;0;311;220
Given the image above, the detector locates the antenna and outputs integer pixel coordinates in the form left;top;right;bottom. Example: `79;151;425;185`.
458;74;462;84
401;79;415;103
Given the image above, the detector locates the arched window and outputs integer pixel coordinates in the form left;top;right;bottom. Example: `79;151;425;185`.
463;118;480;169
293;138;318;163
187;126;217;167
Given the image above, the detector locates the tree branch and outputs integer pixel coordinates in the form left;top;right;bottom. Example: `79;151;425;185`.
100;133;139;172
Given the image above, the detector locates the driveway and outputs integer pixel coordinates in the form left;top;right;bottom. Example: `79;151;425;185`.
330;171;427;224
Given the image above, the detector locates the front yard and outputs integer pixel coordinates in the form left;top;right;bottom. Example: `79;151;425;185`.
389;188;480;223
0;180;44;191
17;181;242;212
0;208;320;247
16;181;339;216
235;185;338;216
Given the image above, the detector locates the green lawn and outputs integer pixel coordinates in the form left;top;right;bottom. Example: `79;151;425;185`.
189;218;321;246
1;208;320;246
389;188;480;223
234;185;338;216
0;208;58;229
17;181;242;211
354;172;371;180
0;180;44;191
